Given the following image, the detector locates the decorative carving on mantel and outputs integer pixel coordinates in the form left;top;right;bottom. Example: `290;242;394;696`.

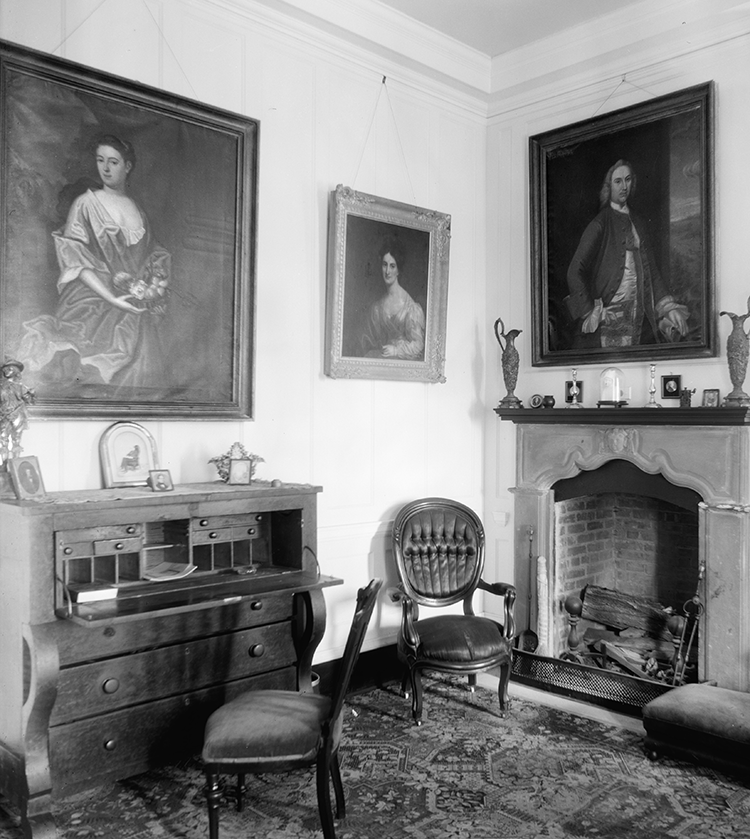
599;427;636;455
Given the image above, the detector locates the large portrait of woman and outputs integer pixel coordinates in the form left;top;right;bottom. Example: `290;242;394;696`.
0;40;258;418
529;83;715;367
325;185;451;383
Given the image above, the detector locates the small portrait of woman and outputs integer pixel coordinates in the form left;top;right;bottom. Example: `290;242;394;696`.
340;216;429;362
361;240;425;361
325;185;450;382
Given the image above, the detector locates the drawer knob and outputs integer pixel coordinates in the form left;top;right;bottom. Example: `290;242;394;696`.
250;600;263;611
126;526;136;534
102;678;120;694
209;531;218;540
114;542;124;551
199;519;209;527
247;528;256;535
255;514;263;521
103;739;117;751
249;644;265;658
63;547;73;556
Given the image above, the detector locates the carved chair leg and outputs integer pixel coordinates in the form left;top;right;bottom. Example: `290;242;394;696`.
331;752;346;818
316;752;337;839
235;773;246;812
496;660;511;717
410;667;424;725
204;770;222;839
401;668;410;699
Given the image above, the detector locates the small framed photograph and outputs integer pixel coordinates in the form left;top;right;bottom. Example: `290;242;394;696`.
565;380;584;404
661;375;682;399
8;455;46;500
148;469;173;492
228;458;252;485
99;422;158;488
702;388;720;408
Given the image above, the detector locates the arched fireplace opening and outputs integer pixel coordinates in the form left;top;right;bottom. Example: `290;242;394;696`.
551;460;702;677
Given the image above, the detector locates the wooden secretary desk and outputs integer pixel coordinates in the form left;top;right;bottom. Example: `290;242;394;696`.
0;481;341;839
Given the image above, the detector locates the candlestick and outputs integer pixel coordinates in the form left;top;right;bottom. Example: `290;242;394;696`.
645;363;662;408
567;368;582;408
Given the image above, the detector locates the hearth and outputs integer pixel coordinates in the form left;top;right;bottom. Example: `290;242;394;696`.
497;406;750;703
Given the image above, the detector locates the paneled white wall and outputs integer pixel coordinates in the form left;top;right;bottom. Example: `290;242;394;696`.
0;0;488;661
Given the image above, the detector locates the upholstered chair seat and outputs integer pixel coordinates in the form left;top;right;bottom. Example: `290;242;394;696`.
412;614;508;663
203;691;340;769
392;498;516;724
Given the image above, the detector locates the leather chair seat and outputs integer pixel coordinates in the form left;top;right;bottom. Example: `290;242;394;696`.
203;691;339;767
415;615;507;662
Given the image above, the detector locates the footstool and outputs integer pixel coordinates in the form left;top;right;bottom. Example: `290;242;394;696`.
642;683;750;776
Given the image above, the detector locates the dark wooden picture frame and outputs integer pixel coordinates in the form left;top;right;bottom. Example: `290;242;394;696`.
325;185;451;383
0;40;258;418
529;82;715;367
661;374;682;399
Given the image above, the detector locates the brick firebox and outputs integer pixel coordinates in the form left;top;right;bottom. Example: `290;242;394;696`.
497;407;750;693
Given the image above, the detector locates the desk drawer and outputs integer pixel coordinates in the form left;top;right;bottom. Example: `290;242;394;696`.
52;621;295;724
49;667;296;797
53;591;295;666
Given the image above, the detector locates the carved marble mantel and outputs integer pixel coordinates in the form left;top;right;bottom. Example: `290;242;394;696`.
496;407;750;692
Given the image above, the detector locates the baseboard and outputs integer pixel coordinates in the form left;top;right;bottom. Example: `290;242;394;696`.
316;644;402;696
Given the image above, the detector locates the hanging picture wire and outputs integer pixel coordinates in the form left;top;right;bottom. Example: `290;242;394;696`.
351;75;416;203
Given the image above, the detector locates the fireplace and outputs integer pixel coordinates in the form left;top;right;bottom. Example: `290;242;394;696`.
497;406;750;697
551;461;702;659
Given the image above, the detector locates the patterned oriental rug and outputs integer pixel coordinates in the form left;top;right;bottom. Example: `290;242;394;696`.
1;675;749;839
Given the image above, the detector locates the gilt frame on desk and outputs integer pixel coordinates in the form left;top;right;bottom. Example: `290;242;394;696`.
0;39;258;419
325;185;451;383
529;82;715;367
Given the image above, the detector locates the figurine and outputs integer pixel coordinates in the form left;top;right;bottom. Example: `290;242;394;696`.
0;359;35;466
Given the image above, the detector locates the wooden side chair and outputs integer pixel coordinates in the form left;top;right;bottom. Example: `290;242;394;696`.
202;578;383;839
392;498;516;724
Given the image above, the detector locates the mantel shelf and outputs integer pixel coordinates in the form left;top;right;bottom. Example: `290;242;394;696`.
493;406;750;426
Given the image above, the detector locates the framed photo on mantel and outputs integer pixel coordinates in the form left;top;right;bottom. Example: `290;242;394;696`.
0;39;258;419
529;82;715;367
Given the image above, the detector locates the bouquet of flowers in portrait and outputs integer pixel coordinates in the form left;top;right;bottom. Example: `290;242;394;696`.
113;253;170;315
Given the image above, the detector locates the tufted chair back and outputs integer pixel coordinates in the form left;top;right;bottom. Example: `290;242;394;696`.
393;497;484;609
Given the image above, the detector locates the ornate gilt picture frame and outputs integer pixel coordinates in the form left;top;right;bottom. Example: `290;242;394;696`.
325;185;451;383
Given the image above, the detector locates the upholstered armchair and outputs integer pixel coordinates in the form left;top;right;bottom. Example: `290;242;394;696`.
392;498;516;725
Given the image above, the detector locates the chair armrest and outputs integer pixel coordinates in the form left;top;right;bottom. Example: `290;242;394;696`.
477;580;516;598
390;585;421;653
478;579;517;640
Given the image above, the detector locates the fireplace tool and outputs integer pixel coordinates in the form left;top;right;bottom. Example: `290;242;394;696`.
666;561;705;685
515;526;539;652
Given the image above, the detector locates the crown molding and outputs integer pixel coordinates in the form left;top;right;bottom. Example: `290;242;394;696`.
220;0;491;94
